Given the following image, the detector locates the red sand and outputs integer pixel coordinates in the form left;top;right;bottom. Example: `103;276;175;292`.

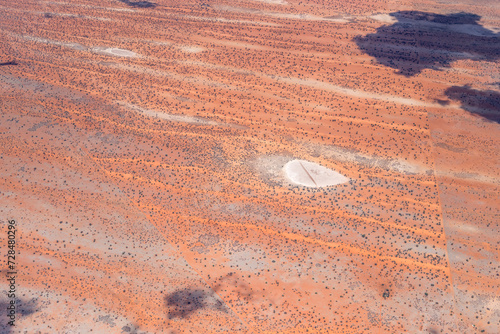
0;0;498;333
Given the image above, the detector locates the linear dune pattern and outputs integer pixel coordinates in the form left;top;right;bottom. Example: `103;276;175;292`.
0;0;498;333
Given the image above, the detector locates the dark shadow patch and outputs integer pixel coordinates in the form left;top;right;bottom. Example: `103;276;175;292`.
355;11;500;76
118;0;156;8
165;289;207;319
435;99;449;106
445;85;500;123
0;298;38;334
17;298;37;317
0;61;17;66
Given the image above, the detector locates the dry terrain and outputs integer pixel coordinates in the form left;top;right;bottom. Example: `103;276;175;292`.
0;0;499;333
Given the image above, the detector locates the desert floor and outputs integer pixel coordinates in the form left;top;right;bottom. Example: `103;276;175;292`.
0;0;499;333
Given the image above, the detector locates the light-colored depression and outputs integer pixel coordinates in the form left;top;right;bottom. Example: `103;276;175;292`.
284;160;349;187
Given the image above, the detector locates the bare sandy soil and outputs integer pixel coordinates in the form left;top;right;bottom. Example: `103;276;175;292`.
92;47;139;57
284;159;349;187
0;0;498;333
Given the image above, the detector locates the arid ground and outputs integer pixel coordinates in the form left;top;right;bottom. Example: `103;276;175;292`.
0;0;499;333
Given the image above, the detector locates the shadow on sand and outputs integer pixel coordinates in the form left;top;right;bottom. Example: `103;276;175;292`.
444;85;500;124
355;11;500;76
164;289;207;319
0;61;18;66
118;0;156;8
164;287;229;320
0;298;37;333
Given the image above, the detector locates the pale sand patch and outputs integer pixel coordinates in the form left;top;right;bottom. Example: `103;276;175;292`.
485;298;500;315
284;160;349;187
323;16;352;23
214;5;330;21
117;102;219;126
178;45;206;53
178;14;278;26
301;142;429;175
167;58;445;108
19;35;87;51
104;62;238;89
264;12;325;21
448;220;480;234
274;76;442;107
369;13;397;24
435;169;499;185
15;34;140;58
92;47;138;58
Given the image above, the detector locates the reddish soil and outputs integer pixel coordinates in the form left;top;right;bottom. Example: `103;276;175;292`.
0;0;498;333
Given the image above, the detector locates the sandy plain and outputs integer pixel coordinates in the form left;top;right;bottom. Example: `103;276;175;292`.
0;0;499;333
